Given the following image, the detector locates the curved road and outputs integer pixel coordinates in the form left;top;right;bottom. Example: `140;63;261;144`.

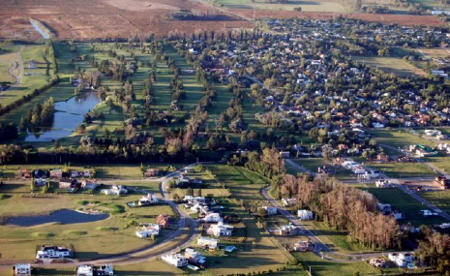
0;164;199;268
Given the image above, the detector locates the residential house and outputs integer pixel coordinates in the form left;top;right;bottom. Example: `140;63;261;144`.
33;169;47;179
274;223;302;236
34;178;47;187
369;257;387;268
144;168;160;177
49;169;62;179
13;264;31;276
35;246;73;259
135;223;160;238
197;236;219;250
282;198;296;207
184;248;206;267
279;151;290;158
95;265;114;276
19;169;31;179
102;185;128;195
162;254;188;268
175;175;191;187
293;240;314;252
157;214;172;228
138;193;159;206
262;206;277;216
81;180;99;190
203;212;222;223
58;178;78;189
76;265;94;276
207;222;233;237
434;176;450;190
388;253;414;268
297;210;314;220
375;179;392;188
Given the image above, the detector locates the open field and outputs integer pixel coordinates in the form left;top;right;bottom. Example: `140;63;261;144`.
0;178;177;261
365;187;446;226
424;157;450;175
370;129;441;148
0;0;251;40
367;162;437;178
232;9;445;26
354;56;427;78
420;190;450;215
211;0;348;12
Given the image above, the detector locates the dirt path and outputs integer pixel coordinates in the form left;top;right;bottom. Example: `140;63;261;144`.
7;46;23;85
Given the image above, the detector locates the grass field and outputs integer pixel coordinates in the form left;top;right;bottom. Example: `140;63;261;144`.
0;43;53;108
367;162;437;178
365;187;446;226
370;129;440;148
354;56;426;78
211;0;348;12
424;156;450;175
420;190;450;215
0;178;176;261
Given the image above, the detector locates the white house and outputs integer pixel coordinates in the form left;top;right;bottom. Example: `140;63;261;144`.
282;198;296;207
138;193;159;206
102;185;127;195
81;180;99;190
36;246;72;259
162;254;188;268
184;248;206;266
197;236;219;249
95;265;114;276
76;265;94;276
388;253;414;268
14;264;31;276
207;222;233;237
203;212;223;223
263;206;277;216
136;223;160;238
375;179;391;188
297;210;314;220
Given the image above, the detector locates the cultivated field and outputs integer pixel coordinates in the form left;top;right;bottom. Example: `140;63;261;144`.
0;0;251;40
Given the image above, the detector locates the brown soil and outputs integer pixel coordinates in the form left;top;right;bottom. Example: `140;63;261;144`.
0;0;252;40
232;9;446;27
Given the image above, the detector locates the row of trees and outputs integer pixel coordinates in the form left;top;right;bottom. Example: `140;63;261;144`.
19;97;55;130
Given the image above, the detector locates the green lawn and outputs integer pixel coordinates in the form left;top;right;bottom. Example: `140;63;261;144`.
367;162;437;178
365;187;446;226
370;129;440;148
420;190;450;215
354;56;426;78
424;156;450;175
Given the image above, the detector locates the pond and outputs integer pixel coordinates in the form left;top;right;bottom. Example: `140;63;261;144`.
25;92;101;142
6;209;109;227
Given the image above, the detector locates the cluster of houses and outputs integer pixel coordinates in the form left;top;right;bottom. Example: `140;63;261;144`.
19;168;99;193
424;129;447;140
174;174;204;188
340;159;380;180
434;176;450;190
406;144;438;157
127;192;159;207
176;17;448;158
369;253;415;269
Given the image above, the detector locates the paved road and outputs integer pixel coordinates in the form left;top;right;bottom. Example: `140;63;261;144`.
0;164;199;268
261;186;413;263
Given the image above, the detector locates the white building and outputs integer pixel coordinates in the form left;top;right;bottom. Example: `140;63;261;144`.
197;236;219;249
203;212;223;223
76;265;94;276
96;264;114;276
207;222;233;237
14;264;31;276
162;254;188;268
102;185;127;195
375;179;391;188
388;253;414;268
136;223;160;238
297;210;314;220
36;246;72;259
138;193;159;205
282;198;296;207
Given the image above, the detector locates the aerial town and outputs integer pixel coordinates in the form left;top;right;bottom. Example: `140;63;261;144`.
0;0;449;275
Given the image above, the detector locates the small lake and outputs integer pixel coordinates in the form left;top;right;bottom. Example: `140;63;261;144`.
7;209;109;227
25;92;101;142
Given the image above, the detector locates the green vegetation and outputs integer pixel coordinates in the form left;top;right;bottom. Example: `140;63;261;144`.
210;0;347;12
366;187;446;226
367;162;437;178
420;190;450;215
354;56;426;77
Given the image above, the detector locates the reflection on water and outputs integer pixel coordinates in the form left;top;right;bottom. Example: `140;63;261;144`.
25;92;100;142
7;209;109;227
